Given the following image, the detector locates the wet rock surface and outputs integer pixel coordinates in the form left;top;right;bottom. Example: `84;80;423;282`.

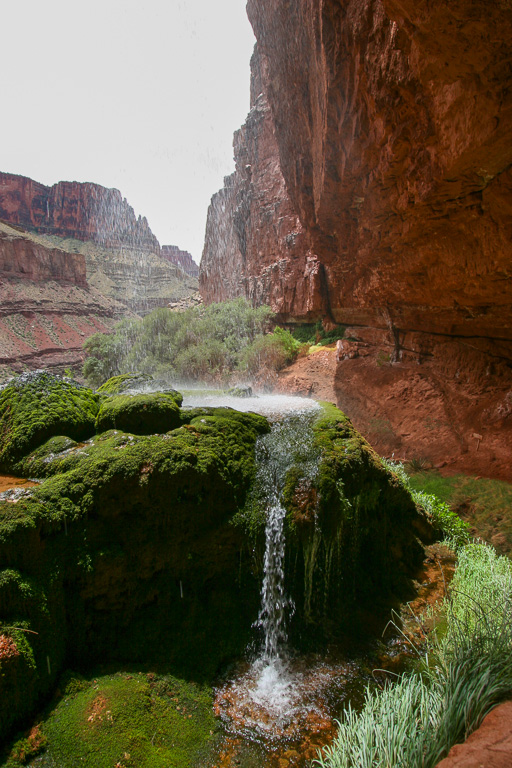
275;339;512;481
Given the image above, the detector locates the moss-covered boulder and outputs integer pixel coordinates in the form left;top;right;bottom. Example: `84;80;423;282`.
97;373;183;405
0;372;99;471
237;402;429;646
97;372;153;394
0;401;269;743
287;403;426;637
0;376;430;747
95;392;182;435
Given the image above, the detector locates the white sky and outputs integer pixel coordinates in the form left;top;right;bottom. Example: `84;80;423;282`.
0;0;255;263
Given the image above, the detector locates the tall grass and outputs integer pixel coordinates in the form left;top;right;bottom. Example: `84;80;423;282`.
315;540;512;768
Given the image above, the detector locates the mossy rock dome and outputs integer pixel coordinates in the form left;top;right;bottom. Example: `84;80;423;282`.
95;392;182;435
0;371;99;471
97;373;183;405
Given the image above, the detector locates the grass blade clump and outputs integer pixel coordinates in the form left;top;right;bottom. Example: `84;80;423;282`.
315;540;512;768
317;676;441;768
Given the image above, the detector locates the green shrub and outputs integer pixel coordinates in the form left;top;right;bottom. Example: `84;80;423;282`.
82;299;276;387
238;330;300;377
291;321;346;346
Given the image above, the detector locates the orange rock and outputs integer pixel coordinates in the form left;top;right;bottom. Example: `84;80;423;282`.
435;701;512;768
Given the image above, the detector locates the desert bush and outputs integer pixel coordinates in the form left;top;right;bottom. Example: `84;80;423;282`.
82;299;296;387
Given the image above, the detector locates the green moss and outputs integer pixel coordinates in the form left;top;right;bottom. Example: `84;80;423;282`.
97;374;183;406
0;372;99;471
97;373;155;395
95;394;182;435
280;402;427;642
4;671;218;768
0;405;269;743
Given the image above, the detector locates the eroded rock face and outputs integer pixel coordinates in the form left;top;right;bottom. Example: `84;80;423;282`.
201;0;512;339
0;222;125;377
0;223;87;287
201;0;512;477
435;701;512;768
161;245;199;277
0;172;160;254
0;173;199;316
201;50;328;320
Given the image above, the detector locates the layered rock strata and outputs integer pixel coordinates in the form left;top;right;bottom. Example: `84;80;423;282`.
0;172;160;253
161;245;199;277
0;173;199;314
0;222;125;378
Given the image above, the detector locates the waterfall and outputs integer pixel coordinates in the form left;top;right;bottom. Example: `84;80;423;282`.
253;409;320;660
257;488;289;660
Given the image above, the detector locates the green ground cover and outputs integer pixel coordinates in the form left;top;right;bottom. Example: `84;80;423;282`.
5;671;219;768
408;471;512;555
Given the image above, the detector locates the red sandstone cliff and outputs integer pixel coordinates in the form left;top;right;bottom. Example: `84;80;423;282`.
0;221;125;377
202;0;512;340
0;224;87;287
161;245;199;277
0;172;199;316
0;172;160;254
201;0;512;479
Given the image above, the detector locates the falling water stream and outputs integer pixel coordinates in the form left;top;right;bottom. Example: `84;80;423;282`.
179;392;423;766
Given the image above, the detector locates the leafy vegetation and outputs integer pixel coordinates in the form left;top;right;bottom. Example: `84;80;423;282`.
291;321;346;346
316;540;512;768
408;471;512;555
82;299;300;389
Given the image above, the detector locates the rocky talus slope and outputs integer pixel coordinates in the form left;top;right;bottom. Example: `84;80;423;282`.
201;0;512;479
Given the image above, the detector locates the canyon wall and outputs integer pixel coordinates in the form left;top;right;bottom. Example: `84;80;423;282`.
0;223;87;287
202;0;512;340
0;173;198;319
0;222;124;377
0;172;160;254
201;0;512;477
161;245;199;277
